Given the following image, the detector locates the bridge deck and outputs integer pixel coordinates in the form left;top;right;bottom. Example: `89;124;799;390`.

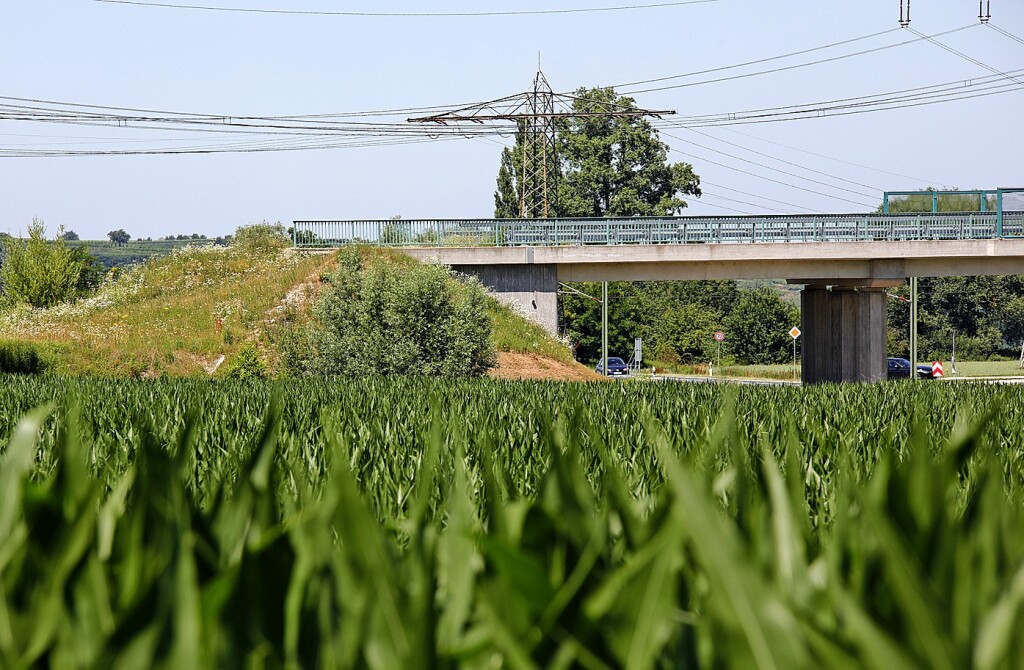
293;212;1024;248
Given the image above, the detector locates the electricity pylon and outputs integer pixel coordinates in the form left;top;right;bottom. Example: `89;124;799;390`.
408;69;673;219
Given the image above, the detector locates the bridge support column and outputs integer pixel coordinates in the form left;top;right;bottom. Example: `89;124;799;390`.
800;285;888;384
451;264;558;336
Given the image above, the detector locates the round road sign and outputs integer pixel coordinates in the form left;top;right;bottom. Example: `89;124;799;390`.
789;327;802;339
714;331;725;342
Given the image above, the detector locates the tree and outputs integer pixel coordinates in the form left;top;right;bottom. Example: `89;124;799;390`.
290;249;496;377
725;287;800;365
654;303;722;363
107;229;131;246
1;219;83;308
494;146;520;218
556;88;701;217
233;222;289;254
58;230;80;241
493;86;700;218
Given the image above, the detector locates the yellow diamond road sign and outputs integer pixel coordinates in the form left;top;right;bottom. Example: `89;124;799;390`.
789;327;801;339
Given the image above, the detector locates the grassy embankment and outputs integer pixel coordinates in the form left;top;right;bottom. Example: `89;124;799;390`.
0;244;579;376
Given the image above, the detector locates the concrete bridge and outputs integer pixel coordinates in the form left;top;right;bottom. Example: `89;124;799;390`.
293;210;1024;384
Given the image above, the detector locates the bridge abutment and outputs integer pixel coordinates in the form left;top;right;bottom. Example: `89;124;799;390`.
451;264;559;336
800;285;889;384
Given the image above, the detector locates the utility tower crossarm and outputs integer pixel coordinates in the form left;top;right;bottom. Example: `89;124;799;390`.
406;68;675;219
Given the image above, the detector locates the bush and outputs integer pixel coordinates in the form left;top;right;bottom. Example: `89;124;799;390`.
223;344;268;379
0;340;44;374
1;219;82;308
288;249;496;377
233;222;289;254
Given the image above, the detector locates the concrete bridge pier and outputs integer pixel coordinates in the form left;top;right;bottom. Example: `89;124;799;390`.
451;263;559;336
799;282;897;384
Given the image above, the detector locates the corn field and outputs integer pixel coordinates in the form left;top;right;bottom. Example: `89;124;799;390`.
1;375;1024;669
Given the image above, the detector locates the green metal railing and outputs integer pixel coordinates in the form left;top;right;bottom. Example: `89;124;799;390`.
292;211;1024;248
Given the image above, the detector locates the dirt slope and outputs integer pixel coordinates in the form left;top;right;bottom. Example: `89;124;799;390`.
489;352;604;382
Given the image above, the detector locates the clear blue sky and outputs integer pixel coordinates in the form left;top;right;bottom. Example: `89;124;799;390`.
2;0;1022;240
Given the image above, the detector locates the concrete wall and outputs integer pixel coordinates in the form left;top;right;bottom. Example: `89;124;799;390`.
801;287;887;384
451;264;559;336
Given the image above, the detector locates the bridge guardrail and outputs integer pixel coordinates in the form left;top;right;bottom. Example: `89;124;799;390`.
292;212;1024;248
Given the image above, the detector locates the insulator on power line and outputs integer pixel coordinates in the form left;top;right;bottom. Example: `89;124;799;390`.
899;0;911;27
980;0;991;23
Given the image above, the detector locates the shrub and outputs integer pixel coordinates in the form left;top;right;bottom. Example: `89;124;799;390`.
289;249;496;377
0;219;82;308
224;344;268;379
233;222;289;254
0;340;44;374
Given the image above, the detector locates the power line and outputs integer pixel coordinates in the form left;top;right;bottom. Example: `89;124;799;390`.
713;127;949;186
94;0;718;17
681;195;752;215
700;181;817;213
610;27;901;89
908;27;1024;87
619;25;978;94
988;22;1024;48
651;69;1024;128
683;127;884;192
699;192;792;214
665;140;877;208
661;131;877;201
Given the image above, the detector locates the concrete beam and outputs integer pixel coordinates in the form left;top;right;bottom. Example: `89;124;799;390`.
403;239;1024;282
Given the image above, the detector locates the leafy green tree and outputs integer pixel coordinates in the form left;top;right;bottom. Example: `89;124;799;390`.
291;249;496;377
494;87;700;218
725;287;800;364
494;146;520;218
1;219;83;308
58;230;80;241
556;87;700;216
233;222;289;254
70;245;106;294
107;229;131;246
655;303;722;363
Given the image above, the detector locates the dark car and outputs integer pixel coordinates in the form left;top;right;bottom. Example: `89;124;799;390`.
596;357;631;377
887;357;935;380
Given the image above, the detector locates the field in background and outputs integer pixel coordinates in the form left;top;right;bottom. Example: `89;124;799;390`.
69;238;217;268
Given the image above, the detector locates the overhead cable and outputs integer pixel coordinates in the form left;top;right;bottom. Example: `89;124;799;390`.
619;24;978;94
664;139;877;208
714;127;948;186
908;26;1024;87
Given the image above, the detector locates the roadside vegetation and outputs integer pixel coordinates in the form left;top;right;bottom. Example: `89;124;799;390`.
0;222;578;378
277;247;495;377
0;222;331;376
2;377;1024;667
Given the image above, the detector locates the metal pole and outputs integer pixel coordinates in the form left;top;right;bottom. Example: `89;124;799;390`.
717;340;721;371
793;338;798;381
601;281;609;377
910;276;918;380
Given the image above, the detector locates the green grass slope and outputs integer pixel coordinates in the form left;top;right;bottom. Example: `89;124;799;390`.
1;245;580;377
